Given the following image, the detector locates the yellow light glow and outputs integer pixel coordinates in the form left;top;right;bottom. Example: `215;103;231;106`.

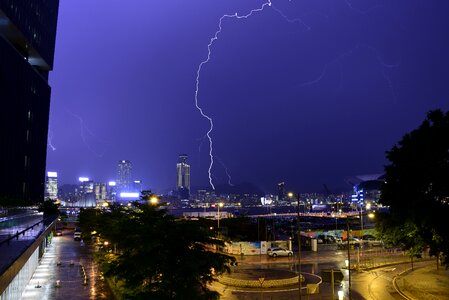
287;192;294;198
218;202;224;208
150;196;159;205
104;241;109;246
102;202;109;207
368;213;375;219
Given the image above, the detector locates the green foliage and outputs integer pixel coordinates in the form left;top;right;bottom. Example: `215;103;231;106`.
378;109;449;265
38;199;60;216
79;202;235;299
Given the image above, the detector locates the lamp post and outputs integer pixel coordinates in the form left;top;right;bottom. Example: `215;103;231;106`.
359;204;364;233
346;217;352;300
217;202;224;229
288;192;302;300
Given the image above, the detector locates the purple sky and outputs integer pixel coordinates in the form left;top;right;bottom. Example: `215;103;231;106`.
47;0;449;193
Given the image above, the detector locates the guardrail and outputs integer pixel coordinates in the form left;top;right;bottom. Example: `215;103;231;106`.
0;217;54;247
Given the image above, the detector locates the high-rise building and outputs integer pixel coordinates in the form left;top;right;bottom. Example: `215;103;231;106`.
107;181;117;200
94;183;107;202
176;154;190;199
45;171;58;200
117;160;132;193
277;182;285;202
0;1;60;203
76;177;95;207
133;180;142;193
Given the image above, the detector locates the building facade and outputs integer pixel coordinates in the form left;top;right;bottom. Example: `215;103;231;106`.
94;182;107;202
117;160;132;194
45;171;58;200
176;154;190;199
0;1;59;203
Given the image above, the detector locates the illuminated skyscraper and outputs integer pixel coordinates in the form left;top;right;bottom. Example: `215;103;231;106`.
45;172;58;200
0;1;60;203
76;177;95;207
117;160;132;193
94;183;107;202
176;154;190;199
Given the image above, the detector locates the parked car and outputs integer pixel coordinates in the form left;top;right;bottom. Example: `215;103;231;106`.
74;231;82;241
267;247;293;257
362;234;376;241
362;235;383;246
317;235;337;244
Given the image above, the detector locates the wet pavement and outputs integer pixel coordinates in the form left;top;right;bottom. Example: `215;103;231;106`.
21;230;113;300
0;213;46;274
211;248;445;299
395;263;449;300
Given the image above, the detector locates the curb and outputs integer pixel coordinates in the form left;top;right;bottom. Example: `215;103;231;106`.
392;268;414;300
219;275;301;288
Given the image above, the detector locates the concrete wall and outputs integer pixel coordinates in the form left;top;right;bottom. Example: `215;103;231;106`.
0;220;54;298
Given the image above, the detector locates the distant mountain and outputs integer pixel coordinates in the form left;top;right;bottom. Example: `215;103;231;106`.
58;184;77;195
191;182;264;196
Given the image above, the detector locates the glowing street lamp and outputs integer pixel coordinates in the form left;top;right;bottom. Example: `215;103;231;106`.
150;196;159;205
288;192;302;300
217;202;224;229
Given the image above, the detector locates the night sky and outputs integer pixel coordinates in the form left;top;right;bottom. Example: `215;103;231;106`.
47;0;449;193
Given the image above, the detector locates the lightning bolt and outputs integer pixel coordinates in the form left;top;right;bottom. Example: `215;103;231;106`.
67;110;105;157
194;0;273;190
299;43;401;99
271;4;311;31
216;156;235;187
47;128;56;151
343;0;384;15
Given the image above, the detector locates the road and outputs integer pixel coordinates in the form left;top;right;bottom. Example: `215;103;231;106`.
21;229;113;300
211;248;430;300
351;260;432;300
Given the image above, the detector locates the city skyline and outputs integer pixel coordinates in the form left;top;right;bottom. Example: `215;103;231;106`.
46;0;449;193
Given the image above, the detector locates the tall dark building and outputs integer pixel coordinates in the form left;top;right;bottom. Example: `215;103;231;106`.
176;154;190;199
0;1;60;203
277;181;285;202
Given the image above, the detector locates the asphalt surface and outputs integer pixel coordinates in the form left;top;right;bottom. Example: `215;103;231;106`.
211;248;447;300
21;229;113;300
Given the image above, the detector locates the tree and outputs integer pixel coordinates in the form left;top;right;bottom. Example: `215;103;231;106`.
81;202;235;299
378;109;449;266
38;199;60;216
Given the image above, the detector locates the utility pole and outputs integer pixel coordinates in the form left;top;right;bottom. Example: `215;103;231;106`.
346;217;352;300
297;193;302;300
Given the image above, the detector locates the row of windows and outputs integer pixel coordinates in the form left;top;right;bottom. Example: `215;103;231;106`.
1;0;59;67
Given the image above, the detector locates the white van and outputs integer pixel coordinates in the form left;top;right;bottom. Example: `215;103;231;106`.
74;231;82;241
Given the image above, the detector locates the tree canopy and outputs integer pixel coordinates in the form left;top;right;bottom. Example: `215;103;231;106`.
38;199;60;216
79;202;235;299
378;109;449;265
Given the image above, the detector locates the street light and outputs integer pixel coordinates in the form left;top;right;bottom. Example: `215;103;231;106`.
288;192;302;300
150;196;159;205
346;216;353;300
217;202;224;229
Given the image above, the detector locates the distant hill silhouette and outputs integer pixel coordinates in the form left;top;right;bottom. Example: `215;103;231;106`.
58;184;78;195
190;182;263;196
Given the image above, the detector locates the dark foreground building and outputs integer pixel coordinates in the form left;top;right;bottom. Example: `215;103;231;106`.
0;1;59;203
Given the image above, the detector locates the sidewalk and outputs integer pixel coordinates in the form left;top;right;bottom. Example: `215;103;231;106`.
21;231;113;299
395;264;449;300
